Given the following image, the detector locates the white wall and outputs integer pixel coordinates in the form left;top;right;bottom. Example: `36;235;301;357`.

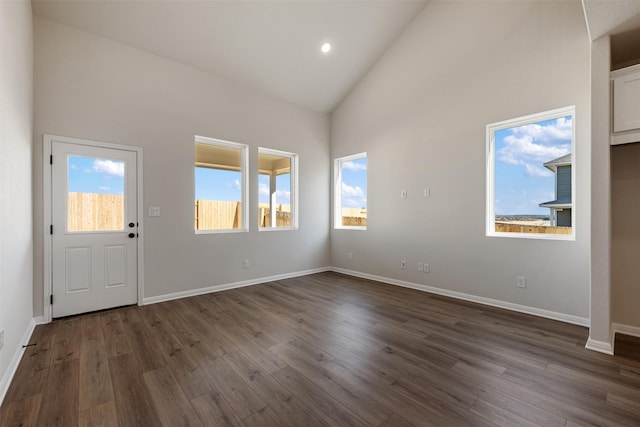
0;0;34;396
331;0;591;321
33;18;330;315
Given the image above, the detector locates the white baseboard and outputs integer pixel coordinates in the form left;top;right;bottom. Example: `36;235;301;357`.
609;322;640;355
585;337;614;355
612;322;640;339
143;267;331;305
330;267;590;327
0;318;37;406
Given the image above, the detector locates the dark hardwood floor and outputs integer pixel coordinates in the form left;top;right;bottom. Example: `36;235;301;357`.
2;272;640;426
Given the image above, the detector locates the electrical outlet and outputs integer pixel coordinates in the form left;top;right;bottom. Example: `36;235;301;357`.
517;276;526;288
243;259;249;269
424;263;430;273
0;329;4;351
148;207;160;217
401;260;406;269
418;262;424;272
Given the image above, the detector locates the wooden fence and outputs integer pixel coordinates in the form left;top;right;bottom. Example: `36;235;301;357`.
195;202;294;229
68;192;124;231
495;222;571;235
341;208;367;227
68;195;369;231
342;216;367;227
258;208;291;228
195;200;242;230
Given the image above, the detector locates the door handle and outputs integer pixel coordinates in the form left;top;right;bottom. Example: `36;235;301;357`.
128;233;135;238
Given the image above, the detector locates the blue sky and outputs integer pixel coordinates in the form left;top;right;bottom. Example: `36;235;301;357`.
195;168;242;201
69;160;293;204
341;158;367;209
194;167;291;205
258;173;290;206
494;116;572;215
68;156;124;194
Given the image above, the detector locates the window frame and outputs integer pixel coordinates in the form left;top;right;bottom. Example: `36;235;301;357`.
194;135;249;234
334;152;367;231
486;106;576;240
258;147;299;231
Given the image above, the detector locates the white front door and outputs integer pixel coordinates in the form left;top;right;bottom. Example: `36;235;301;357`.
51;140;139;318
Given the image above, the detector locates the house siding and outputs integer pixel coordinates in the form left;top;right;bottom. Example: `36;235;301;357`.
557;165;572;202
557;208;572;227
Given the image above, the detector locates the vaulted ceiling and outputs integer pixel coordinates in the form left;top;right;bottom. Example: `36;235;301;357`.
582;0;640;40
31;0;640;113
32;0;428;113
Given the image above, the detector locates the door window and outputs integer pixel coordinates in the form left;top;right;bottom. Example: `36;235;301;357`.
67;155;125;232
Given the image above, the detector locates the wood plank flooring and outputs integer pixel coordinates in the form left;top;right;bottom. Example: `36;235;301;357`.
2;272;640;426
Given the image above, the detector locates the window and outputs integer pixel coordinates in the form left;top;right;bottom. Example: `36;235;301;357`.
194;136;248;232
334;153;367;229
67;155;125;232
258;148;298;230
486;107;575;239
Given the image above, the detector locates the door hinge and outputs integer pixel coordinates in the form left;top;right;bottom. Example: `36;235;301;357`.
50;155;53;165
50;294;53;305
50;224;53;235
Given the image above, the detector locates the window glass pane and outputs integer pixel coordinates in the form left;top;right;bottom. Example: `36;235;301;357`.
490;112;573;237
339;156;367;227
67;155;125;232
195;140;245;231
258;150;295;229
258;173;271;227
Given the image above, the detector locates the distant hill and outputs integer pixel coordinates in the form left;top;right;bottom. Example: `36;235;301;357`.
496;215;550;221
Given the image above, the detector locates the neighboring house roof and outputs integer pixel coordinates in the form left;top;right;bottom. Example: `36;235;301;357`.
543;153;572;172
539;198;572;208
540;153;572;208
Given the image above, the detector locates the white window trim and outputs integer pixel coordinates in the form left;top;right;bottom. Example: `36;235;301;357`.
486;106;575;240
334;152;367;230
258;147;299;231
195;135;249;234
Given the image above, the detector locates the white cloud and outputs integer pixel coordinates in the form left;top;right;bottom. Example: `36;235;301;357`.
276;189;291;202
234;179;241;190
99;186;111;191
495;189;558;215
342;182;367;208
342;182;364;198
497;116;571;175
93;159;125;177
259;182;270;197
342;161;367;172
259;182;290;203
524;164;552;177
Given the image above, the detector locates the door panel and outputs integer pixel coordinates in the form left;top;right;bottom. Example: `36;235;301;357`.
65;246;91;293
51;141;138;318
105;244;127;287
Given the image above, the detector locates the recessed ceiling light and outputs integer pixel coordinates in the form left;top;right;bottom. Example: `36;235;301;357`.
321;42;332;54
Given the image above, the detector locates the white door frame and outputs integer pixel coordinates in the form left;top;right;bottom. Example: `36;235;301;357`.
43;134;144;323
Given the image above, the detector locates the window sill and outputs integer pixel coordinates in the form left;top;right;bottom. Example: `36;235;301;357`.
259;226;298;232
195;228;248;235
334;226;367;231
487;231;575;241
